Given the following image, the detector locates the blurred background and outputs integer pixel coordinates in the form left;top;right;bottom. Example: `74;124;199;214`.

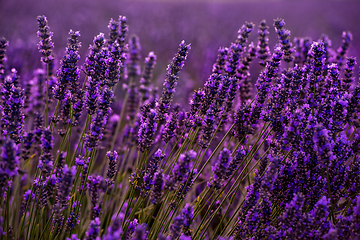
0;0;359;101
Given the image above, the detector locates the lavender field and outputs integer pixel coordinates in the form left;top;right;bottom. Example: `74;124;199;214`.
1;0;360;239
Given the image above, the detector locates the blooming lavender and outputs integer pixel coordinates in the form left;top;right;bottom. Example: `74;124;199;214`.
1;71;25;143
85;217;101;240
37;129;54;176
139;51;157;102
257;20;270;67
336;31;352;68
0;138;18;197
0;37;8;81
85;109;107;151
87;175;103;219
127;34;141;78
274;18;294;63
84;33;107;86
106;150;118;186
208;148;231;189
157;41;191;121
54;30;81;100
138;104;157;152
37;15;54;63
2;13;360;240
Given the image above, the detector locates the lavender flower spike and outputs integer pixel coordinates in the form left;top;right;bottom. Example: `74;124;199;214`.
0;138;18;197
0;37;8;81
54;29;81;100
85;217;101;240
138;104;157;152
38;129;54;176
208;147;232;189
106;150;118;186
37;15;54;63
127;34;142;78
274;18;294;63
140;51;157;102
157;40;191;121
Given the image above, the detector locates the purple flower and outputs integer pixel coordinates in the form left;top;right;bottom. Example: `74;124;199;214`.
182;203;194;236
312;124;336;168
225;22;254;77
0;37;8;81
274;18;294;63
127;34;141;78
56;165;76;212
107;18;119;45
168;150;196;190
66;202;80;232
85;109;107;151
189;88;205;121
84;33;107;86
0;138;18;196
342;56;356;91
106;150;118;186
103;213;124;240
37;15;54;63
169;215;184;240
72;89;85;126
201;73;221;116
238;42;256;103
200;104;215;148
208;148;231;189
226;146;246;179
131;224;148;240
39;174;57;208
125;219;138;240
309;41;326;77
85;217;101;240
88;175;103;219
76;156;90;194
162;110;179;143
138;104;157;152
21;189;35;214
212;47;229;75
117;15;129;82
257;20;270;67
1;70;25;143
99;86;114;116
336;31;352;68
54;30;81;100
157;40;191;122
278;193;305;238
140;51;157;102
38;129;54;176
105;40;122;87
67;234;80;240
151;170;164;205
85;76;99;116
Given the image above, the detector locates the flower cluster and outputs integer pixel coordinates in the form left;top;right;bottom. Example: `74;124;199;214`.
1;14;360;240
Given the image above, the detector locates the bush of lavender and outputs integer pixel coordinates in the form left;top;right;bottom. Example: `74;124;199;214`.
0;13;360;240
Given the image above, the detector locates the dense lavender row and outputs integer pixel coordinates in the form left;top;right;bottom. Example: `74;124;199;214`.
0;13;360;240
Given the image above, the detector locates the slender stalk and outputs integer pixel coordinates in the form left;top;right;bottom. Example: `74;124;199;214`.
45;63;49;128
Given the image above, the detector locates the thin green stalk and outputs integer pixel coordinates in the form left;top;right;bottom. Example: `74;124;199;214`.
45;63;49;128
211;182;241;239
39;212;55;240
195;129;272;239
110;87;130;151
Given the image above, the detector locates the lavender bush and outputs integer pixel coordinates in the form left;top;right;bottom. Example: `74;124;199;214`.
0;12;360;240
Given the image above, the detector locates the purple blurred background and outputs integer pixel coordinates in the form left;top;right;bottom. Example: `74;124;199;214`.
1;0;359;100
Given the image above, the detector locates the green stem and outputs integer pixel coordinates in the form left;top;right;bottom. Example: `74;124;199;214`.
45;63;49;128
